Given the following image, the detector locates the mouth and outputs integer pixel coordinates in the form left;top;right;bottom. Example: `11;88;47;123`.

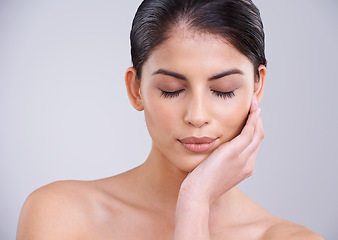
178;137;218;153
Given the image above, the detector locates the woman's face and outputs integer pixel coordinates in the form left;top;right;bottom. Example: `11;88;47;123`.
135;31;263;172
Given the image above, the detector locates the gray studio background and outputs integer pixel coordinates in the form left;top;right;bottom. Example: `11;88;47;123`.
1;0;337;239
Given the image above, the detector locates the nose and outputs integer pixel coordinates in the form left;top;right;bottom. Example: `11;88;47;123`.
184;94;210;128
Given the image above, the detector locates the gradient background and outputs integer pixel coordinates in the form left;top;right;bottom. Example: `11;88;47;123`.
1;0;337;239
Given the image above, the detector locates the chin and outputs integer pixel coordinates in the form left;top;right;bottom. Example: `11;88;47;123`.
173;153;209;173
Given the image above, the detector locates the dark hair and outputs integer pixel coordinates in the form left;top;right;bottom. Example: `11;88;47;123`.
130;0;267;81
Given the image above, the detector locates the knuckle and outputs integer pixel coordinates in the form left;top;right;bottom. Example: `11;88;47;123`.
245;128;254;142
257;129;264;141
242;128;253;142
243;164;255;178
261;130;265;140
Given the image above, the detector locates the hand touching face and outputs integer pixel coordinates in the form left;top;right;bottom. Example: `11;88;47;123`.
180;96;263;204
126;30;266;173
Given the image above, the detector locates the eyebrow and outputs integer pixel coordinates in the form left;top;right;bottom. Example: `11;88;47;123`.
208;69;244;80
152;69;186;80
152;68;244;81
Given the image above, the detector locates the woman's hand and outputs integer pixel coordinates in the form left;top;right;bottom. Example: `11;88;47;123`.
174;96;264;239
182;96;263;204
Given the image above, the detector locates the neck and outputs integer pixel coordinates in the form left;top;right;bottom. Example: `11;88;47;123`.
133;143;252;225
136;144;188;211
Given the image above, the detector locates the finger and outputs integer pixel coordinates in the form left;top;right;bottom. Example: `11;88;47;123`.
228;107;261;154
250;96;259;113
213;97;260;157
240;115;264;160
242;141;262;178
239;117;264;178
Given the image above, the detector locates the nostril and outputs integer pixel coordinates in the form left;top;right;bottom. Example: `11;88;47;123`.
184;97;210;128
188;120;208;128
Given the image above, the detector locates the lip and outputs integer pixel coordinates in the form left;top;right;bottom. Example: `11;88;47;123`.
178;137;217;153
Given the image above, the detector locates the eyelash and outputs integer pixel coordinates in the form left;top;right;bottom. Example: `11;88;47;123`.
160;89;235;99
160;89;184;98
211;90;235;99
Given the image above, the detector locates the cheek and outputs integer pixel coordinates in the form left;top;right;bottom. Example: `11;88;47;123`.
143;98;178;139
214;95;251;141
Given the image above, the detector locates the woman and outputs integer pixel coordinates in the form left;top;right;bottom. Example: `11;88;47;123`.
17;0;323;239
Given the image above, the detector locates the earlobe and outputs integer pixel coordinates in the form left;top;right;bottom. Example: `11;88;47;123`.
125;67;144;111
254;65;266;104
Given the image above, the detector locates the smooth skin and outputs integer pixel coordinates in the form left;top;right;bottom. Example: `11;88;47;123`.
17;29;323;240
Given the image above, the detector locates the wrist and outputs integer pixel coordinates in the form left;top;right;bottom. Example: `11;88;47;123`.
175;188;211;240
178;179;211;208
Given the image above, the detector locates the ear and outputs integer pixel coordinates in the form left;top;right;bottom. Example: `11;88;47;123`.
125;67;144;111
254;65;267;104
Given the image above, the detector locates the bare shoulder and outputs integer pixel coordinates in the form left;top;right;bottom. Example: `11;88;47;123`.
16;169;159;239
261;218;323;240
17;180;103;240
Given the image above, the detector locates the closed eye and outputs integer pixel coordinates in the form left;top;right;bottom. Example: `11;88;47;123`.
160;89;184;98
211;90;235;99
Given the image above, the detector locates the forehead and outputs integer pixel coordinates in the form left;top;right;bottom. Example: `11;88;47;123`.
142;30;254;78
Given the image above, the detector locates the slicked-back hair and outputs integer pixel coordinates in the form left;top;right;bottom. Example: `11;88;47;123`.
130;0;267;81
